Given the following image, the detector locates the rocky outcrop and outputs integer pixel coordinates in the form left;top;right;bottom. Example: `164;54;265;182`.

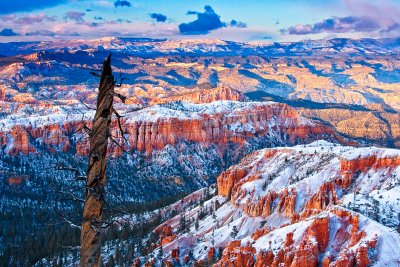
290;237;318;267
251;227;271;241
153;86;244;105
171;248;179;261
214;141;400;228
216;216;328;267
255;249;274;267
217;168;248;198
214;213;375;267
132;258;141;267
241;187;296;218
300;182;338;219
0;121;82;155
156;225;177;246
121;102;337;155
307;217;329;253
29;123;71;153
355;245;370;267
141;142;400;266
12;93;36;104
277;188;297;217
219;150;279;201
216;241;256;267
207;247;215;263
0;87;5;101
341;154;400;172
340;155;400;187
6;126;36;155
251;217;328;267
243;191;277;217
0;101;341;156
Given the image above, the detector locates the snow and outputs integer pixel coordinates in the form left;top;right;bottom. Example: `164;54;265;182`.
250;217;314;252
222;140;400;227
341;145;400;161
129;140;400;265
126;100;280;123
0;105;94;131
338;207;400;267
0;100;314;133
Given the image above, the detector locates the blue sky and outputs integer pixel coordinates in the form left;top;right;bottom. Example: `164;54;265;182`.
0;0;399;42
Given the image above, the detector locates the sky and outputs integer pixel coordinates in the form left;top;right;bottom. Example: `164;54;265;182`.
0;0;400;42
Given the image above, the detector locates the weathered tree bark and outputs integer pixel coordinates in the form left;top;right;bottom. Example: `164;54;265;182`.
80;55;114;266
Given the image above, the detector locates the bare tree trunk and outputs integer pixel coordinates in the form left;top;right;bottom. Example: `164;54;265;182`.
80;55;114;266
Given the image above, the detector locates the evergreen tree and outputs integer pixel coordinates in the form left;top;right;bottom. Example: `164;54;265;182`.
230;226;238;238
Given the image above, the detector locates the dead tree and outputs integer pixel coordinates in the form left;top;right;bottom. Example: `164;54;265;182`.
80;55;115;266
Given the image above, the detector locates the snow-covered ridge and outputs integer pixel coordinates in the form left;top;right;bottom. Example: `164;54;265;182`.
266;140;400;160
0;105;94;131
1;100;343;156
143;141;400;266
127;100;302;123
227;141;400;211
0;100;311;131
2;37;399;57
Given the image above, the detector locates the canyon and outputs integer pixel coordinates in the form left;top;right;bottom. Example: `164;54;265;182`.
0;38;398;149
0;37;399;266
0;96;343;157
142;141;400;266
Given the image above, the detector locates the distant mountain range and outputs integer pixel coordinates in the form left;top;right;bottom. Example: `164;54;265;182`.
0;37;399;57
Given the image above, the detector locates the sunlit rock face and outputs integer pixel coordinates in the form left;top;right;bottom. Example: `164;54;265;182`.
145;141;400;266
0;101;342;156
299;107;400;149
119;101;339;155
151;86;244;105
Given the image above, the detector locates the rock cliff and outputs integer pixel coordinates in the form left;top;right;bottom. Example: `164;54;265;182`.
143;141;400;266
0;101;342;156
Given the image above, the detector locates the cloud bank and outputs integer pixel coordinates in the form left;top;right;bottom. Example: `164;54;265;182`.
64;11;86;23
284;16;398;35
